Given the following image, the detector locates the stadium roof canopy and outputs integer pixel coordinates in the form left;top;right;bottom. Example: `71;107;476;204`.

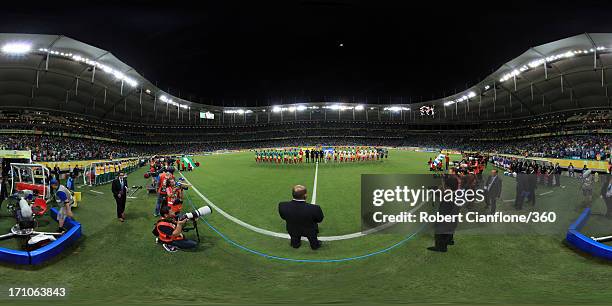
0;33;611;125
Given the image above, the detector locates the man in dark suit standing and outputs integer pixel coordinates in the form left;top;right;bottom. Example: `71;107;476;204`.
428;169;461;253
553;163;562;187
483;169;502;214
278;185;324;249
111;171;128;222
601;174;612;218
0;176;7;210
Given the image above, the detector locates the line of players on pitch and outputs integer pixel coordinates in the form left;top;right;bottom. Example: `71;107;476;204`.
255;147;389;164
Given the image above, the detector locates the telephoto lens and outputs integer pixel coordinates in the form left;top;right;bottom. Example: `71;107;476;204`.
178;206;212;221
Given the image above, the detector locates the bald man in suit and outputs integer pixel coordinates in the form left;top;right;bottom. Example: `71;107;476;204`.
278;185;324;249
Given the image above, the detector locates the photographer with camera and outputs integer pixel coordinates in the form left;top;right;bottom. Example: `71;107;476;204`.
154;205;211;252
154;168;171;217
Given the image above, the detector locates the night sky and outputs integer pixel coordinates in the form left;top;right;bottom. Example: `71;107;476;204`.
1;0;611;106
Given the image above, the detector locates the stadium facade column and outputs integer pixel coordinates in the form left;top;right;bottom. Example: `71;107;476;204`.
455;99;457;115
493;81;497;112
479;91;482;117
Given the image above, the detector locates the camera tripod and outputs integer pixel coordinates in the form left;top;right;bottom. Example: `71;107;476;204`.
0;224;63;242
182;219;201;242
127;185;143;198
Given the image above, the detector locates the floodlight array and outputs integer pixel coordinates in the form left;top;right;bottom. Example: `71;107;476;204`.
38;48;138;87
1;42;32;54
160;95;189;109
444;91;476;107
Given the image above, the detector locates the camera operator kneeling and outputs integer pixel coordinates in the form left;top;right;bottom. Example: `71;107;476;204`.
154;206;197;252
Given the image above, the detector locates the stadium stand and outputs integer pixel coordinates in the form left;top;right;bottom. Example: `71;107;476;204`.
0;33;609;164
0;110;608;162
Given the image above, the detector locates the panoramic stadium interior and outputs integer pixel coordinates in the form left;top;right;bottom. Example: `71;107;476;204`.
0;2;611;306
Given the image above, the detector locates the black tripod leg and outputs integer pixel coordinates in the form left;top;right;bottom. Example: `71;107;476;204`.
193;220;200;243
0;232;15;241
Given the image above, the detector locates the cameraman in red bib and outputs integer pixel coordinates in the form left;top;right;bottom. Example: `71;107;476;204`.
154;206;197;252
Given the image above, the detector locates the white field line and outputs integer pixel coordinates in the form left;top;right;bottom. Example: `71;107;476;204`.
179;171;422;241
502;189;556;202
89;190;104;194
312;162;319;204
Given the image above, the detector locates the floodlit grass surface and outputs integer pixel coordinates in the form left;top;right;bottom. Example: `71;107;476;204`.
0;150;611;305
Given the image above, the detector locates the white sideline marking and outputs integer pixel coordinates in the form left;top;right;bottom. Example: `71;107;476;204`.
179;172;421;241
127;196;138;199
538;191;553;196
89;190;104;194
312;162;319;204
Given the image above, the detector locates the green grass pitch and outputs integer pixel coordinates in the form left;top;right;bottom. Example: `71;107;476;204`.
1;149;612;305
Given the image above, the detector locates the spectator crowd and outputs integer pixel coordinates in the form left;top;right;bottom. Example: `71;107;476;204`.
0;132;607;163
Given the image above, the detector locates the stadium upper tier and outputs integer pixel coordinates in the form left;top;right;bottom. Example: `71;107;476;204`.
0;33;612;125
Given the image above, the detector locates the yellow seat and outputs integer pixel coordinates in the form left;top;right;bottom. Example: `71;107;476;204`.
72;191;82;207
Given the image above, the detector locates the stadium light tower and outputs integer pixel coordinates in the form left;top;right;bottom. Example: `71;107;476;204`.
1;42;32;54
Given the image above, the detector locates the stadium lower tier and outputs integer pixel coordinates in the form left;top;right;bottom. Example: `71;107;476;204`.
0;133;607;163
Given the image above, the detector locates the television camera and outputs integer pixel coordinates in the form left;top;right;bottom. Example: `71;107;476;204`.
0;190;63;250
